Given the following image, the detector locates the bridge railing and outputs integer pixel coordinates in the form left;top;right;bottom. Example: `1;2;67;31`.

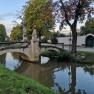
41;43;64;49
41;43;64;52
0;41;30;50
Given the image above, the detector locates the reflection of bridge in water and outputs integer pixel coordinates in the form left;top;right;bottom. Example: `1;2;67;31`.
16;59;92;94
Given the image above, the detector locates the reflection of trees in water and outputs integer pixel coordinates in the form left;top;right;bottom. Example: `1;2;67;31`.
11;52;21;60
11;52;24;70
17;61;56;87
0;53;6;65
16;61;93;94
83;65;94;76
55;65;88;94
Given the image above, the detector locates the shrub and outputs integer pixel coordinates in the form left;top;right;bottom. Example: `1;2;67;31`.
42;50;72;62
51;37;58;44
41;50;58;60
57;52;72;62
41;38;47;43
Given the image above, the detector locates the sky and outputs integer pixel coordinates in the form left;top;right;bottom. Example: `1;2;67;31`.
0;0;89;37
0;0;28;36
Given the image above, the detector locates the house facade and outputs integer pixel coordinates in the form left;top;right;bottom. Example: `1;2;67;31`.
57;33;94;47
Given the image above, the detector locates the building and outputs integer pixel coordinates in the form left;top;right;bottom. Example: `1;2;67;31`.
57;33;94;47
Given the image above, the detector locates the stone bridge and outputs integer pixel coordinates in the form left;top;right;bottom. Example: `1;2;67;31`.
0;29;63;62
41;43;63;53
0;43;63;62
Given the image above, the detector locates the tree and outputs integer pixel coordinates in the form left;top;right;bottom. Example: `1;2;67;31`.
10;25;23;41
24;0;54;40
80;18;94;35
54;0;94;53
0;24;6;42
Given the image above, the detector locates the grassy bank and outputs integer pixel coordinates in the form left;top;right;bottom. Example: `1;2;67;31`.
76;51;94;64
0;64;58;94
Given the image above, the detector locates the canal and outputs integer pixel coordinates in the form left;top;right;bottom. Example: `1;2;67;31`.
0;52;94;94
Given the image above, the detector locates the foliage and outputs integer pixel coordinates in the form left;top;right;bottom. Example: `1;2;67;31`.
0;54;6;64
57;51;72;62
41;50;94;63
76;51;94;64
0;24;6;42
51;33;58;43
41;50;58;60
0;64;59;94
24;0;55;40
80;18;94;35
41;37;48;43
51;37;58;43
41;50;72;62
10;25;23;41
54;0;94;53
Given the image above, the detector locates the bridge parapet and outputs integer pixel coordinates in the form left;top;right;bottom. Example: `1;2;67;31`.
41;43;64;53
0;42;30;51
41;43;64;49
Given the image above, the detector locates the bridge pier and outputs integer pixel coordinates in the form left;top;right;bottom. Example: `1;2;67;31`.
21;28;40;62
30;28;40;61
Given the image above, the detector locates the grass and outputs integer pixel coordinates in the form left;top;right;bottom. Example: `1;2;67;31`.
0;64;59;94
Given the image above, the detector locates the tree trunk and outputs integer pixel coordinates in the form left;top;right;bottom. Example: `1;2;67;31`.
38;30;41;63
71;27;77;53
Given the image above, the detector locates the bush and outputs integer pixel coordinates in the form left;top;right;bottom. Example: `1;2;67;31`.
41;50;58;60
57;52;72;62
41;38;47;43
41;50;73;62
51;37;58;44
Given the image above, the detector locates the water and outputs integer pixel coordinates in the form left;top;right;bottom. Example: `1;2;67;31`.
0;52;94;94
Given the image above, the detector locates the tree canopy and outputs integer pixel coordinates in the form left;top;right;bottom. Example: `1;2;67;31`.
24;0;54;40
0;24;6;42
10;25;23;41
54;0;94;53
80;18;94;35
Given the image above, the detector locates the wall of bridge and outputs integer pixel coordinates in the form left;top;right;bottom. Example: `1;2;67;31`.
0;43;63;62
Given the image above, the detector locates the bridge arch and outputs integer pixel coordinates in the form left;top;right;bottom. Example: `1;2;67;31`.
0;48;29;60
41;45;62;54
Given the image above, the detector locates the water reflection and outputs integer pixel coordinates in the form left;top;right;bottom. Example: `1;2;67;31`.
0;53;94;94
0;53;6;65
0;53;22;71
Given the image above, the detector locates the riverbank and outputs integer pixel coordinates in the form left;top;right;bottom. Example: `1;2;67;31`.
76;51;94;64
0;64;58;94
41;50;94;64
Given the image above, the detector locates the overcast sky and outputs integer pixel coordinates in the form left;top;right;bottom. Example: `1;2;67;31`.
0;0;28;36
